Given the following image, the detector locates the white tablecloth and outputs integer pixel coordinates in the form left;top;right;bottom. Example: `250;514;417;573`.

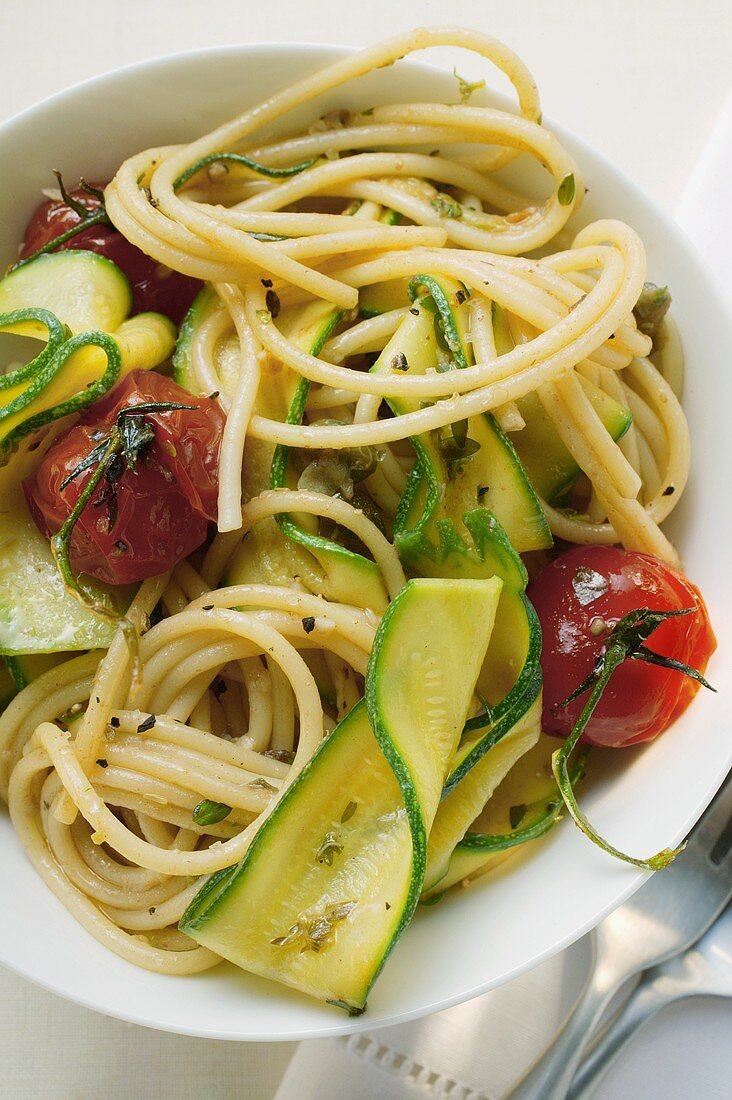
1;3;731;1096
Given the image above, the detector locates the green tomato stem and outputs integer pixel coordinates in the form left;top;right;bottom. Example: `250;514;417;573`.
552;645;684;871
10;211;110;272
50;432;122;621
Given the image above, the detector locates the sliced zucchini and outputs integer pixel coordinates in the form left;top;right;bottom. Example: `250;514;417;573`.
432;734;588;895
358;276;411;317
0;656;23;710
0;652;68;711
0;311;175;464
0;452;118;654
173;286;217;393
268;304;389;613
365;293;549;879
225;516;387;613
0;251;132;335
514;385;632;503
491;302;632;503
173;286;242;400
182;577;501;1011
225;518;324;592
422;685;541;893
371;279;551;557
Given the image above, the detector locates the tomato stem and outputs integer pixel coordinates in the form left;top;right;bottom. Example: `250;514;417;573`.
8;171;112;274
10;210;111;273
552;605;715;871
50;399;196;624
50;434;122;622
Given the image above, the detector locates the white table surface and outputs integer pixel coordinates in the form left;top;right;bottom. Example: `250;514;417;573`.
1;2;731;1097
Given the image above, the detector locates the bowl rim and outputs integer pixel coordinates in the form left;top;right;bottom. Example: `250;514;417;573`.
0;37;730;1041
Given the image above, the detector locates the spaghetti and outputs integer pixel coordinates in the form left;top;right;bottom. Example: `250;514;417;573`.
0;27;694;982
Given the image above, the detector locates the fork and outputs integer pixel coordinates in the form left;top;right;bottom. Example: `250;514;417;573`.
567;903;732;1098
506;770;732;1100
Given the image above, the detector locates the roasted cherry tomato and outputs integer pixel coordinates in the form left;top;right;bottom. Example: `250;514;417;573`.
24;370;225;585
19;186;200;324
528;546;716;748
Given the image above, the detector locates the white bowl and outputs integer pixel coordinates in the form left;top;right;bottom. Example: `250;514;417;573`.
0;43;730;1041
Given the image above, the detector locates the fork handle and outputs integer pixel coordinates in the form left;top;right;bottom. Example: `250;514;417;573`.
567;971;690;1100
506;945;626;1100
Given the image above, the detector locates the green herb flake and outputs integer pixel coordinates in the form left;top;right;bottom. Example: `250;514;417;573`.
316;830;344;866
509;804;527;830
263;748;296;764
432;193;462;220
249;777;277;792
557;174;576;206
193;799;232;826
453;67;486;104
341;801;357;823
270;923;302;948
302;616;316;634
272;901;356;954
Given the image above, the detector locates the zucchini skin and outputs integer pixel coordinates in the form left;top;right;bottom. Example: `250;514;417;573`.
181;578;500;1011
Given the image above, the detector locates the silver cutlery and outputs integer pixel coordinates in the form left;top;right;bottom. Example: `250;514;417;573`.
567;903;732;1099
506;770;732;1100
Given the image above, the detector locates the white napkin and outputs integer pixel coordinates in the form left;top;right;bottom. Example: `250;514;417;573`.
273;92;732;1100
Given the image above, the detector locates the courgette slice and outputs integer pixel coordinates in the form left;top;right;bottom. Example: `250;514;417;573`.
422;684;542;893
173;286;217;393
0;450;118;654
430;734;588;895
173;286;241;400
371;280;551;556
0;251;133;334
266;302;389;613
358;276;411;318
0;655;25;710
218;298;387;611
0;311;175;464
0;652;68;711
181;577;502;1011
490;303;632;502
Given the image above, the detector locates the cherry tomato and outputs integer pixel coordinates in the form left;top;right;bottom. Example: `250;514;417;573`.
24;370;225;585
528;545;716;748
19;186;200;324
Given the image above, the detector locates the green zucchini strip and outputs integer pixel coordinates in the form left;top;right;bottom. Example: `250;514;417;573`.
491;302;633;504
431;746;590;895
174;152;318;191
0;323;122;464
268;304;389;611
181;577;501;1011
382;276;551;557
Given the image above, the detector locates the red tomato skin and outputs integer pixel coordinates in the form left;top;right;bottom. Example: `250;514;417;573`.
24;371;225;586
19;187;200;324
527;546;716;748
